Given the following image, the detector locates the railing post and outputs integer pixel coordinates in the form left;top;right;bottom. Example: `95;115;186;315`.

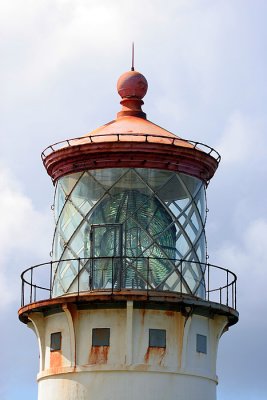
180;261;182;294
30;267;33;303
21;280;24;307
226;270;229;306
90;257;93;291
235;281;236;310
111;257;114;295
147;257;149;298
207;264;210;301
78;258;80;297
50;262;53;299
220;287;222;304
232;282;234;309
119;256;122;291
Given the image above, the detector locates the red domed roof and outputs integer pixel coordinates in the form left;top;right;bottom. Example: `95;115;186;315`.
73;116;186;144
42;69;220;184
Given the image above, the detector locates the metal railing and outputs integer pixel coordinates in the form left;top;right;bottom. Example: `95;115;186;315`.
20;257;236;309
41;133;221;162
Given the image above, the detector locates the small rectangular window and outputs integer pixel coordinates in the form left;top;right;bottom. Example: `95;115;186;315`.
92;328;110;346
196;334;207;354
50;332;61;352
149;329;166;348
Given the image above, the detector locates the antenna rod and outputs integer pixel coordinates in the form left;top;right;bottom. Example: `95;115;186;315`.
131;42;135;71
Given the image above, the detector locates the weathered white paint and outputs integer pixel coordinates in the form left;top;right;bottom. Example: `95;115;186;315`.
28;300;228;400
38;371;217;400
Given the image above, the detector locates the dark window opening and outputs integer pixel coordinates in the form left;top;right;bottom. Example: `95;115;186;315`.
149;329;166;348
196;334;207;354
50;332;61;352
92;328;110;346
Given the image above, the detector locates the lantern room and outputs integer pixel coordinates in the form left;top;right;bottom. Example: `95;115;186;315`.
42;69;219;300
18;67;238;400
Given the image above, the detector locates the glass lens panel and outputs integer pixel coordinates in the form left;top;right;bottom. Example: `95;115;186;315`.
52;168;207;299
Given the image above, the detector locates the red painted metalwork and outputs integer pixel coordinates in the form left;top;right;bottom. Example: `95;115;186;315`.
44;139;218;183
117;70;148;118
42;70;220;184
18;290;238;328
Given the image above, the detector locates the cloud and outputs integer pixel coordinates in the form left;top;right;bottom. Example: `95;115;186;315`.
213;216;267;308
216;111;267;165
214;218;267;399
0;165;52;308
0;1;266;399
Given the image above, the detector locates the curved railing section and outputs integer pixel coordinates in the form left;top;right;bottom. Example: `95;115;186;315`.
41;133;221;163
20;257;236;309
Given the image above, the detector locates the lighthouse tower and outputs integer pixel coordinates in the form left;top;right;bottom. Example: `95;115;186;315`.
19;67;238;400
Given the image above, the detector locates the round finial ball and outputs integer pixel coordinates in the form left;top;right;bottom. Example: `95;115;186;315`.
117;70;148;99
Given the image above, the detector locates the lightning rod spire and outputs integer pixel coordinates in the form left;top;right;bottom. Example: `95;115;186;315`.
131;42;135;71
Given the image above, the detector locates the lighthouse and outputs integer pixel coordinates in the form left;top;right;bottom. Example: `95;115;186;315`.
19;67;238;400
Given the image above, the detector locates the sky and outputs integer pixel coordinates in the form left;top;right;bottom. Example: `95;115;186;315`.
0;0;266;399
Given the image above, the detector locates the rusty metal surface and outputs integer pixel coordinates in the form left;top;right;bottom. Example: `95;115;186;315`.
18;289;239;328
144;347;166;366
83;116;179;139
117;70;148;100
89;346;109;365
42;69;220;184
19;257;237;310
43;138;219;184
50;350;62;369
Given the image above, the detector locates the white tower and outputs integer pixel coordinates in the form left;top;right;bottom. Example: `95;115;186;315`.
19;68;238;400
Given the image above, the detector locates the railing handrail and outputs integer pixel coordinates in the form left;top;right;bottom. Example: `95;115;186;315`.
41;133;221;162
20;257;236;309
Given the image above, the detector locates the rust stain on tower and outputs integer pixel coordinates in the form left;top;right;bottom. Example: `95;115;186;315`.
89;346;109;365
50;350;62;369
18;61;238;400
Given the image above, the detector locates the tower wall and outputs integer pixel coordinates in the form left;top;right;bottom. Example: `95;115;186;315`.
29;302;228;400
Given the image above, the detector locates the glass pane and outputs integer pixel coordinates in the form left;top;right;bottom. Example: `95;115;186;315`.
50;332;61;351
149;329;166;348
92;328;110;346
91;224;122;289
52;168;207;299
60;172;83;196
91;225;122;258
109;169;153;199
59;201;83;242
71;172;105;211
157;174;189;203
54;181;66;221
137;168;171;191
90;168;125;189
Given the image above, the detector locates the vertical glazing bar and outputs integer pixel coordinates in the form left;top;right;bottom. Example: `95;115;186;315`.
220;287;222;304
34;285;36;302
232;282;234;308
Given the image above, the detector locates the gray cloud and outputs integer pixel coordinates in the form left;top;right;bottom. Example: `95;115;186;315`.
0;1;266;399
